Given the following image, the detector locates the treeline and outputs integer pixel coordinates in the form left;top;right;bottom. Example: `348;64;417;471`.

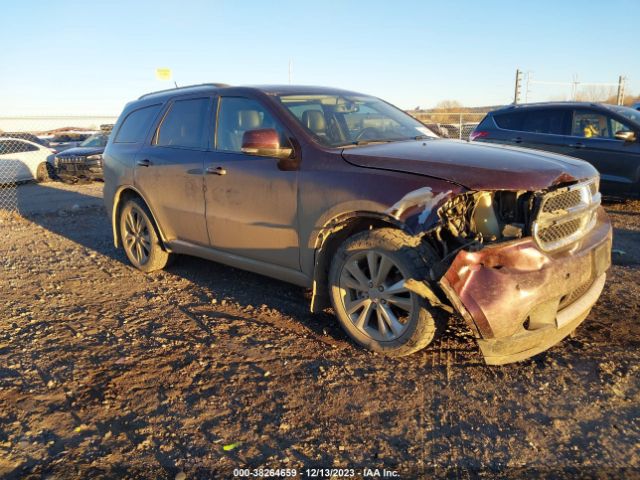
411;94;640;114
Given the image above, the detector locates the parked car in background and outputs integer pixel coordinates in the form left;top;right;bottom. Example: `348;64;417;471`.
0;138;56;183
632;102;640;111
54;132;109;182
46;132;93;152
104;84;611;365
471;102;640;196
0;132;51;149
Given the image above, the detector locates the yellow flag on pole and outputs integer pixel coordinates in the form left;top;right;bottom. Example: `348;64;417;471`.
155;68;172;81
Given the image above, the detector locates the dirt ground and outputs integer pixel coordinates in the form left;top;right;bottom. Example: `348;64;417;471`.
0;182;638;479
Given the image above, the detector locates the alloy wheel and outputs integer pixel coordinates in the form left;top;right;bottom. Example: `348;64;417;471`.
338;250;414;342
123;207;151;266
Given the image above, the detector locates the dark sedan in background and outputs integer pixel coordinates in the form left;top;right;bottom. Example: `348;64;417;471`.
470;102;640;196
54;132;109;182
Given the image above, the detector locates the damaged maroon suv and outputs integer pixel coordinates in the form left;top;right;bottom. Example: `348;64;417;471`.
103;84;612;365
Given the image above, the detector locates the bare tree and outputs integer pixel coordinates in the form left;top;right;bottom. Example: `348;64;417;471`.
575;85;616;103
435;100;464;111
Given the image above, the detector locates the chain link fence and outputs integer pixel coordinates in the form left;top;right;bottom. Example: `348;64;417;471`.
408;112;488;140
0;116;117;214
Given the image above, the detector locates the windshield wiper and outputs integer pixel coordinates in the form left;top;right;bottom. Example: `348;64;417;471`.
353;138;396;146
340;137;408;147
336;135;434;148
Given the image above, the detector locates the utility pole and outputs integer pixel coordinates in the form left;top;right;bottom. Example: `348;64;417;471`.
288;60;293;85
514;69;524;104
617;76;626;105
571;74;579;101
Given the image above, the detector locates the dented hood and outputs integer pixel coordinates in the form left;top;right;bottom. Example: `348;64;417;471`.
341;139;598;191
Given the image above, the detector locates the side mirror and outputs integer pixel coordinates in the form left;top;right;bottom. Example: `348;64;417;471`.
241;128;293;159
614;130;637;142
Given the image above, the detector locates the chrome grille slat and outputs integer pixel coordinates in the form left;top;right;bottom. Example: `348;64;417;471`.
542;189;583;213
538;218;582;243
533;179;600;252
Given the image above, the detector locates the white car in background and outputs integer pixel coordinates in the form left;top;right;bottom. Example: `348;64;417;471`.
0;138;55;184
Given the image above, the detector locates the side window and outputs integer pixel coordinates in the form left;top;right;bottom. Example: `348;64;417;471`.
610;117;633;138
23;142;39;152
571;110;611;138
493;112;525;131
0;140;37;154
115;104;162;144
216;97;289;153
521;109;568;135
155;98;210;149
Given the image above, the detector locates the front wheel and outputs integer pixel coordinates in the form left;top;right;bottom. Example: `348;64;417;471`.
119;198;172;272
36;162;53;183
328;228;437;356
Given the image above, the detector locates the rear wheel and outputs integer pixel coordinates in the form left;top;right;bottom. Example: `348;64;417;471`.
329;228;437;356
119;198;171;272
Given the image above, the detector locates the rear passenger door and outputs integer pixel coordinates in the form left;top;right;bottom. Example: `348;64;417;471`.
495;108;572;155
134;96;213;245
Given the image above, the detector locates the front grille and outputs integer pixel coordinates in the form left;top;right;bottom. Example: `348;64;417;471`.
542;189;583;213
58;155;86;164
533;179;600;251
537;218;582;244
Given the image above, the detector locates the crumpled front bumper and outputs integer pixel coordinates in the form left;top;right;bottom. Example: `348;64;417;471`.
439;207;612;365
55;163;104;181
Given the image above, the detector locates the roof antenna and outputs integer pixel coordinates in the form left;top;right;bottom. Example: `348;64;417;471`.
174;81;179;88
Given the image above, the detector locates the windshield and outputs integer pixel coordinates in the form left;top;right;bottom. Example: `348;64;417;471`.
608;105;640;126
80;133;109;148
276;94;437;147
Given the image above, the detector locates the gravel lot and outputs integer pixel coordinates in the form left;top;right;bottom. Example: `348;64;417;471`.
0;182;638;479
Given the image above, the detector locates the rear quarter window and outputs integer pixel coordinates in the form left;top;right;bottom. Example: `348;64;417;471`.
115;104;162;144
493;111;525;131
494;109;568;135
154;98;210;149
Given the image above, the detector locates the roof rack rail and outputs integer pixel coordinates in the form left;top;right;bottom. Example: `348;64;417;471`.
138;83;230;100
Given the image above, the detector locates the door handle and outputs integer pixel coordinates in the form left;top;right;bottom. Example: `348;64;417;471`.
512;137;523;143
569;143;585;149
206;166;227;176
136;159;151;167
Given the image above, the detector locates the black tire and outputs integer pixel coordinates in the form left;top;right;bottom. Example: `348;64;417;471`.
36;162;53;183
329;228;437;356
119;197;172;272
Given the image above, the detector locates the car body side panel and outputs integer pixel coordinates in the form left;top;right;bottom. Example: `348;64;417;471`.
298;146;461;277
204;151;301;270
564;135;640;195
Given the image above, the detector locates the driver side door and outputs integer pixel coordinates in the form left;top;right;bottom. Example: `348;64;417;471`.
567;109;640;195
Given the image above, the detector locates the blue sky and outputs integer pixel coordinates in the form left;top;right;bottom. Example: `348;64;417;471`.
1;0;638;115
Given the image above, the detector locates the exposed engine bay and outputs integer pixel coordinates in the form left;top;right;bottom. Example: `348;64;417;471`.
421;178;601;281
